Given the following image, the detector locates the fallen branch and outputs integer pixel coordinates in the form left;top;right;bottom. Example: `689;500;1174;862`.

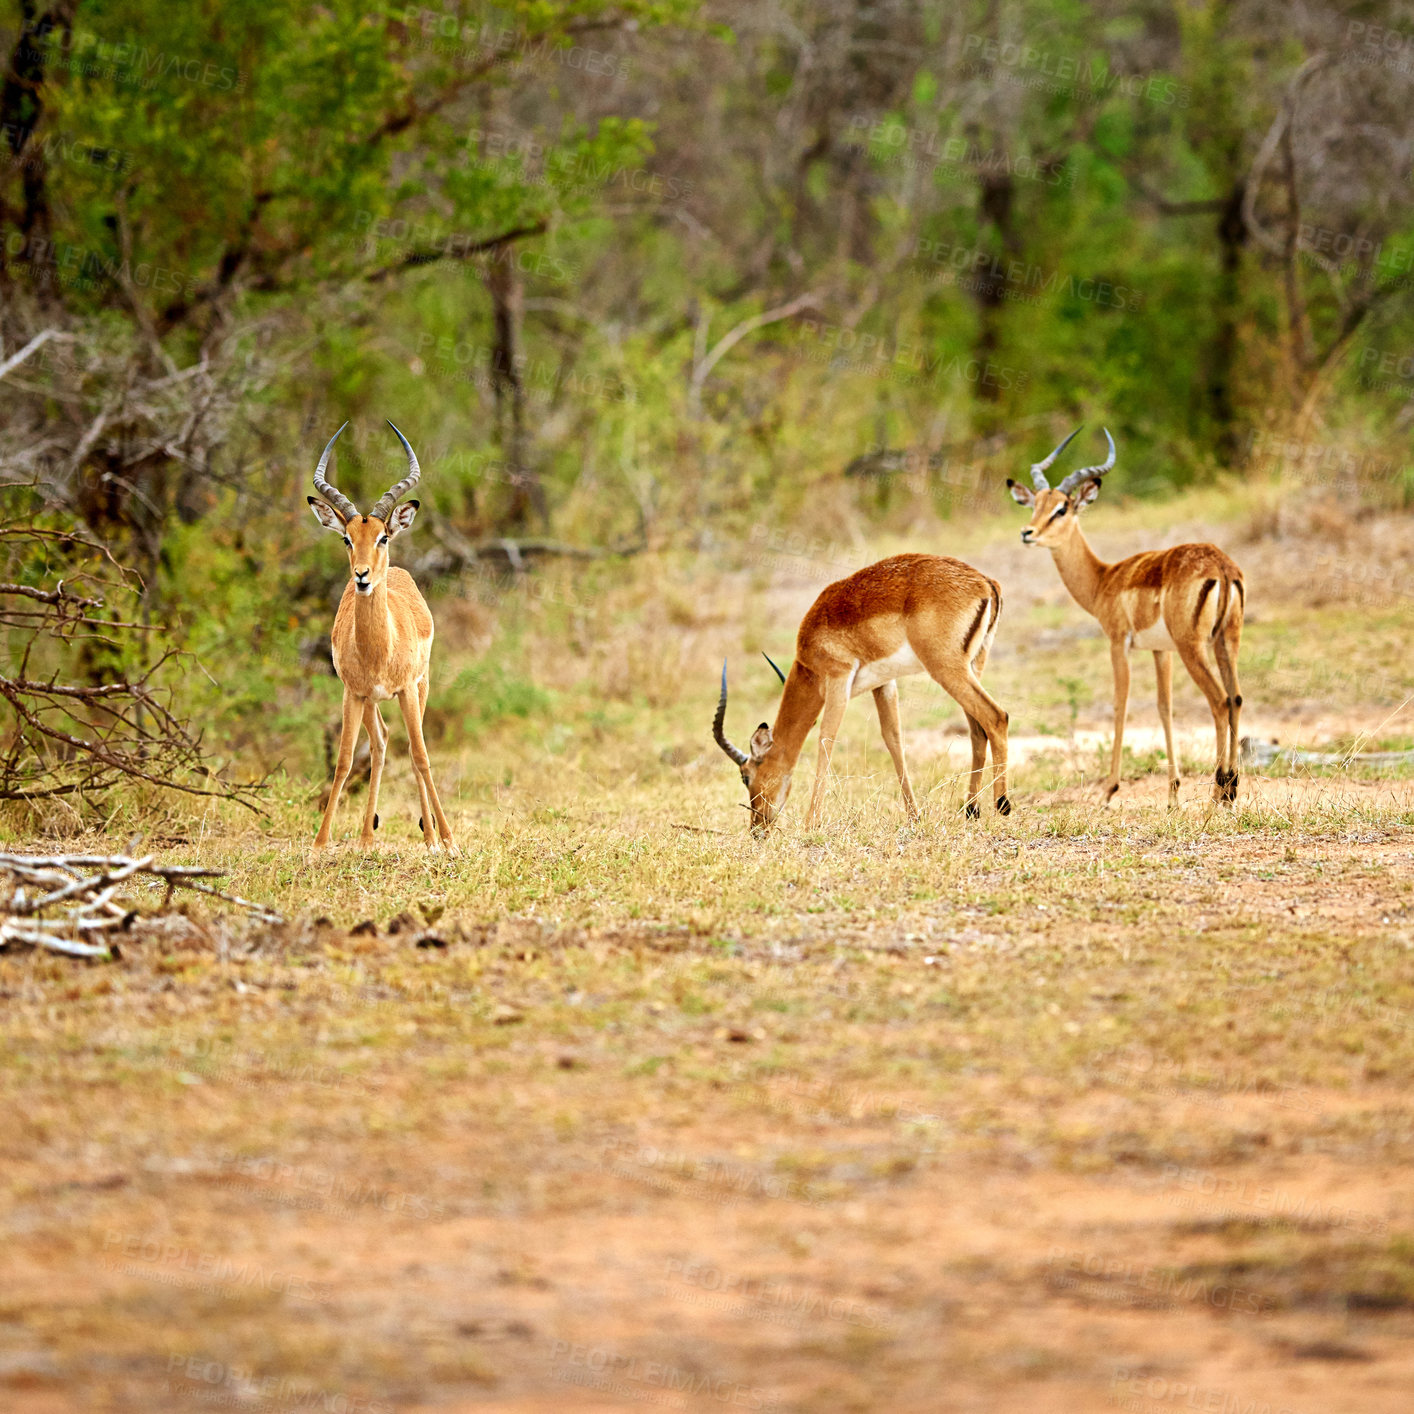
1240;737;1414;771
413;522;645;580
842;431;1014;480
0;852;283;959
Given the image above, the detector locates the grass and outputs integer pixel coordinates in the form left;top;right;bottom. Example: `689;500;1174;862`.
3;482;1414;1411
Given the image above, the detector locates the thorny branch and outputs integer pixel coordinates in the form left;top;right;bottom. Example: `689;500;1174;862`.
0;524;263;809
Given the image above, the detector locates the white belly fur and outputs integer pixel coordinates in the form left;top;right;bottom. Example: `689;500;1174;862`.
1131;621;1178;652
852;643;926;695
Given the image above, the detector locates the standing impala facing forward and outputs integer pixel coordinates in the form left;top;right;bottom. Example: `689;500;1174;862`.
713;554;1010;832
1007;426;1245;806
307;421;456;851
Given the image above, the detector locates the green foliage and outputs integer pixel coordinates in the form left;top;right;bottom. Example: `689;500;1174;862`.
429;661;554;738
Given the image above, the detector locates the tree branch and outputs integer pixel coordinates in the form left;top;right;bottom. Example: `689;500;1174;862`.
0;327;68;380
689;291;824;413
364;221;548;284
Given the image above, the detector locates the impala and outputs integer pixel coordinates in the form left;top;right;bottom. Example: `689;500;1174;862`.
307;420;456;851
1007;426;1245;805
713;553;1011;832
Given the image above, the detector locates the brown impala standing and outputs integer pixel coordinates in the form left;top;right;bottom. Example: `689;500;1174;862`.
713;554;1011;832
307;421;456;852
1006;426;1245;806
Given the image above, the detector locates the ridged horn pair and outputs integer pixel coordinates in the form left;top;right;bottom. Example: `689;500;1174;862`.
311;420;422;523
1029;424;1117;495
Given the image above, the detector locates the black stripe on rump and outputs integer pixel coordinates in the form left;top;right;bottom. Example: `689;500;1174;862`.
1193;578;1216;631
962;597;988;655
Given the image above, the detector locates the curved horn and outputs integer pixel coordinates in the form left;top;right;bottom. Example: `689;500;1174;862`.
1057;427;1116;496
763;652;787;685
713;661;749;766
311;422;358;522
370;419;422;522
1029;423;1083;491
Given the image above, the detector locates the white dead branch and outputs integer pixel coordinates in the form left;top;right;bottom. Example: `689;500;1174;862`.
1240;737;1414;772
0;852;282;959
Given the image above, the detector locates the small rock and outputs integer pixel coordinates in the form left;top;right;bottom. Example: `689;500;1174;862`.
414;934;446;949
350;919;378;937
491;1005;524;1026
387;911;418;935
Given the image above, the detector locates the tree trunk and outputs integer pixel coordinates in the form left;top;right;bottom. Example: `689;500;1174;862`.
972;168;1016;408
484;251;542;529
0;1;76;300
1208;181;1247;465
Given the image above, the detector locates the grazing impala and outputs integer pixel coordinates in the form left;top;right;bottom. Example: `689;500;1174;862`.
713;554;1010;832
307;421;456;851
1007;426;1245;806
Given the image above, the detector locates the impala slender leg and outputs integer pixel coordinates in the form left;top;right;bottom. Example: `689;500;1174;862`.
359;701;387;847
397;684;456;852
410;673;433;841
937;669;1010;814
962;714;987;818
1154;651;1180;807
314;689;363;848
1174;640;1232;804
1105;639;1131;804
962;642;993;817
804;678;850;829
872;682;918;822
1211;594;1244;803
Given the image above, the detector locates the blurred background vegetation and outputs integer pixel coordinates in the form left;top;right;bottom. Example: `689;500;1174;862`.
3;0;1414;809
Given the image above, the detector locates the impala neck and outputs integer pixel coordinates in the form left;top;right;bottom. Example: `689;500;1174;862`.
767;665;825;771
1049;524;1109;616
352;579;393;668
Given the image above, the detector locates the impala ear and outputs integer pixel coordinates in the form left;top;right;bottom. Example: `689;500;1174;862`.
1073;477;1102;510
749;723;773;761
1006;478;1035;507
308;496;348;532
385;499;419;537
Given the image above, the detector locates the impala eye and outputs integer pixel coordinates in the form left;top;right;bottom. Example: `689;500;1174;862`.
343;536;352;547
378;535;389;547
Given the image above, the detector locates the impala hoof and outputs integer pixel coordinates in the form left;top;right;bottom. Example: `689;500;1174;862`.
964;802;980;820
995;795;1011;816
1214;767;1238;804
373;813;380;830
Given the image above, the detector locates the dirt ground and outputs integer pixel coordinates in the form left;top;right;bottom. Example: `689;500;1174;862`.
3;490;1413;1413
